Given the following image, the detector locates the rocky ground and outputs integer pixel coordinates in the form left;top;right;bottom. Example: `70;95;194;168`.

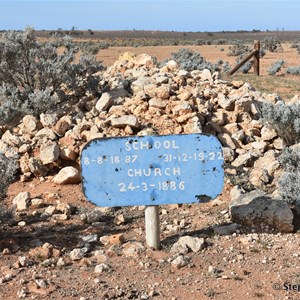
0;180;299;300
0;53;300;299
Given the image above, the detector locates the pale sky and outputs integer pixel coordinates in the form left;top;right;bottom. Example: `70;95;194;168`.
0;0;299;32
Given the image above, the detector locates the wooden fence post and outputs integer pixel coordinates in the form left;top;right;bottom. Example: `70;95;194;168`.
253;40;260;76
228;40;260;76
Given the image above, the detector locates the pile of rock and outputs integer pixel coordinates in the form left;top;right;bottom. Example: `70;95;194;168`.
0;53;296;231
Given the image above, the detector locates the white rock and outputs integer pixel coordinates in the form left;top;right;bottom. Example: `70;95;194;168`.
40;113;59;127
111;115;139;128
53;166;81;184
122;242;145;257
40;141;60;164
171;255;190;269
69;248;86;261
57;257;66;267
13;192;31;211
94;263;111;273
35;128;57;140
171;236;205;254
165;60;178;71
96;92;114;112
200;69;212;81
1;130;21;147
22;115;40;133
261;126;278;141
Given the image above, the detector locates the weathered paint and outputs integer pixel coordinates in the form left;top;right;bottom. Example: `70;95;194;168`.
81;134;224;207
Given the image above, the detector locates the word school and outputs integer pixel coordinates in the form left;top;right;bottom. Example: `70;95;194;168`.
125;139;179;151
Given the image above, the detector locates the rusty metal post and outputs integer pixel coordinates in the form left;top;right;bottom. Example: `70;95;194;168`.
253;40;260;76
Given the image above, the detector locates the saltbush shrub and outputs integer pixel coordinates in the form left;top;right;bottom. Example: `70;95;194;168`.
78;41;109;55
162;48;219;72
227;40;250;57
261;36;283;53
0;27;104;127
268;59;285;75
0;204;14;226
240;61;253;74
286;66;300;75
0;153;18;199
260;101;300;146
278;147;300;205
291;39;300;54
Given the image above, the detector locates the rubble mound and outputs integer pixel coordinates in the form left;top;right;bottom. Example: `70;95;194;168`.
0;53;285;194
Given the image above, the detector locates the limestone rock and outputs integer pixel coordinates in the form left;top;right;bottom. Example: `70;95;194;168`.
217;133;238;150
200;69;212;81
231;151;255;168
1;130;22;147
69;248;87;261
261;126;278;141
111;115;139;128
94;263;111;273
22;115;41;134
95;92;114;112
13;192;31;211
40;113;59;127
53;116;72;136
35;128;57;140
165;60;178;71
249;150;280;188
229;190;294;233
171;255;190;269
171;236;205;254
122;242;145;257
131;77;154;93
40;141;60;164
28;157;47;177
56;203;73;216
149;98;167;109
53;166;81;184
183;119;202;134
134;53;154;67
218;94;235;111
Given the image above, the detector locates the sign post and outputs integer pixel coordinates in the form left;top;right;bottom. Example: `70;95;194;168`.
81;134;224;249
145;205;160;249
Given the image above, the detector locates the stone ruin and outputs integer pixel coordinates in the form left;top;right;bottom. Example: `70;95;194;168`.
0;53;297;232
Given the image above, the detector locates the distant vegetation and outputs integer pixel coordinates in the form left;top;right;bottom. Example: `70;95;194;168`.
161;48;220;72
268;60;285;75
27;29;300;48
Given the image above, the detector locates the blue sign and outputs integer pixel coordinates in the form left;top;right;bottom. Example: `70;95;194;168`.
81;134;224;207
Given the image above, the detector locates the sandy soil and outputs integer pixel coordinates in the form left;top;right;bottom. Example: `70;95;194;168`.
97;44;299;77
0;178;298;300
